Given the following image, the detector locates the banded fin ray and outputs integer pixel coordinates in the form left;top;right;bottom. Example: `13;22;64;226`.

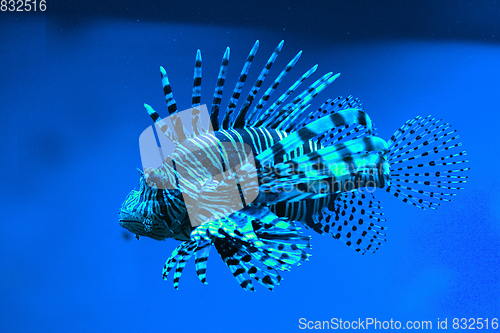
283;96;371;148
256;109;373;166
194;240;211;284
232;40;284;129
221;40;260;129
271;73;341;130
290;96;364;132
243;50;303;127
191;49;205;135
252;66;323;128
257;151;388;204
210;47;230;131
160;66;189;142
259;136;388;185
162;206;311;291
192;49;202;108
163;241;197;289
143;103;180;145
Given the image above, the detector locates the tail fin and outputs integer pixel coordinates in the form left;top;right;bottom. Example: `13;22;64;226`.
385;115;469;209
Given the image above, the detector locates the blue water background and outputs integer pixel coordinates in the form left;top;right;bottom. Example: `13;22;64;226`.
1;2;499;332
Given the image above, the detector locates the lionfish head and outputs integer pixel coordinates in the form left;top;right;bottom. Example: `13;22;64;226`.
118;173;192;241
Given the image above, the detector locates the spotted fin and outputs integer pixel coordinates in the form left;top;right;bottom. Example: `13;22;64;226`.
309;189;387;254
385;115;469;209
214;236;281;291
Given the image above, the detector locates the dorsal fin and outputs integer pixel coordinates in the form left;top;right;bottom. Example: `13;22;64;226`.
145;41;339;137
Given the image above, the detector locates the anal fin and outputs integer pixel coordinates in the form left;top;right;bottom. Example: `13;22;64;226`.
309;189;387;254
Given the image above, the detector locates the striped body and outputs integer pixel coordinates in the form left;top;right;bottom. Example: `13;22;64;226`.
217;127;336;225
217;127;320;161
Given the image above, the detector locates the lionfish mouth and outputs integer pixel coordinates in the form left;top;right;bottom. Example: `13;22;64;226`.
118;216;170;241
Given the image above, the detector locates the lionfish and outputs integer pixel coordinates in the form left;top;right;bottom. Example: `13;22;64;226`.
119;40;469;291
